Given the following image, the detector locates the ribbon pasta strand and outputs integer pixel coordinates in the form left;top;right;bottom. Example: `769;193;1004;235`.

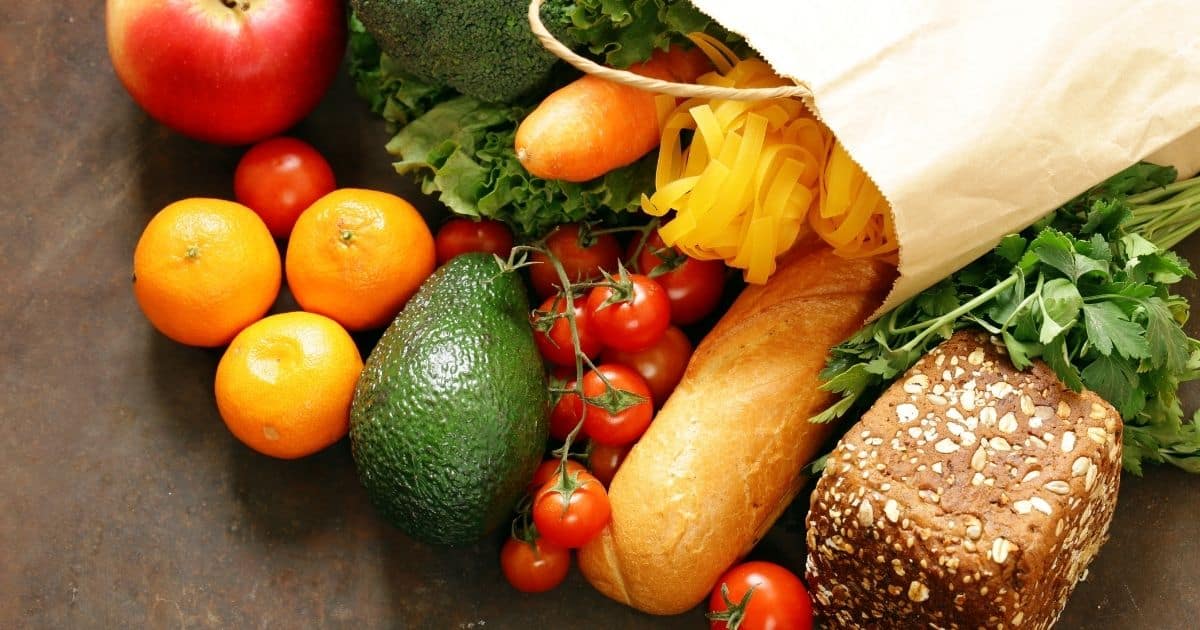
642;33;899;282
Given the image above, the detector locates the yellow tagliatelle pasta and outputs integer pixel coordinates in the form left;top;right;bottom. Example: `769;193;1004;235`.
642;33;898;283
811;141;899;264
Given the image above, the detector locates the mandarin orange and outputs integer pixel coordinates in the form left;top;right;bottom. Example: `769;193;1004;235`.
285;189;435;331
132;198;281;347
214;311;363;459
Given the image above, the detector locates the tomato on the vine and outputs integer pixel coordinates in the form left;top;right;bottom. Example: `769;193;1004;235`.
588;442;630;487
548;383;585;442
533;470;611;548
530;224;621;298
587;273;671;353
233;137;336;238
633;232;726;325
549;364;576;382
527;459;587;495
708;561;813;630
532;295;604;367
435;218;513;264
581;364;653;446
602;326;692;405
500;536;570;593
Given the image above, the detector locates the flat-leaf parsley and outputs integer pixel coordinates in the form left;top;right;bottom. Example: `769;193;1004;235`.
814;163;1200;475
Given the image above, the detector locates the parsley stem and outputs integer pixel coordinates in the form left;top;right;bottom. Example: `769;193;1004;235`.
1126;175;1200;249
1001;285;1040;329
900;273;1020;352
1126;174;1200;204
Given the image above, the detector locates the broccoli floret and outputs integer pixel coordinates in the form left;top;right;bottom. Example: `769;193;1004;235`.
350;0;579;104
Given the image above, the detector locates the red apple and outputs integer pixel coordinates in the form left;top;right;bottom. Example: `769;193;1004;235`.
106;0;346;145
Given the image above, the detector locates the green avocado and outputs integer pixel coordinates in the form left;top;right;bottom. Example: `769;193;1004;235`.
350;253;548;546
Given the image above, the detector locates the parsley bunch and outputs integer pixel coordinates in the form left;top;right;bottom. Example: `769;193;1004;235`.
814;163;1200;474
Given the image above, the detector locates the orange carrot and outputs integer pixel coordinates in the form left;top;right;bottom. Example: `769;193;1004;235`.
515;47;710;183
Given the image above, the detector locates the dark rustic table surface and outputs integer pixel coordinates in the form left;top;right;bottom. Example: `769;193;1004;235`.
3;3;1199;629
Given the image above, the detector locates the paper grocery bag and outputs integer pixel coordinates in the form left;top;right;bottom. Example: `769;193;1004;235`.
690;0;1200;313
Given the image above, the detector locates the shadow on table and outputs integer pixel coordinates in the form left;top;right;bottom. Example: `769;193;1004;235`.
129;101;356;545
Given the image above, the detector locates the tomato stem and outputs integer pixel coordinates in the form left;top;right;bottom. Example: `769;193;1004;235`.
706;583;757;630
619;218;661;274
505;244;643;481
591;264;636;312
508;245;591;466
646;245;688;278
509;494;537;547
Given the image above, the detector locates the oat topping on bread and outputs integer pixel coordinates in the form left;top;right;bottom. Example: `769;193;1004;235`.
806;330;1122;629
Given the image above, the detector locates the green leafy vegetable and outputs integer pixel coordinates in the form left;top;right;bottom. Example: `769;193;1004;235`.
348;2;742;238
385;97;655;237
349;0;576;104
347;13;455;128
561;0;743;68
815;163;1200;475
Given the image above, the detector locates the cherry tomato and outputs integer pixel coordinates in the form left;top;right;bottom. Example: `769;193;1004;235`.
234;137;336;238
532;296;604;367
581;364;654;446
587;274;671;352
633;232;726;325
549;365;576;382
548;383;585;442
708;561;813;630
500;536;571;593
528;459;587;494
533;469;611;548
435;218;514;265
602;326;692;405
588;442;630;487
530;224;621;298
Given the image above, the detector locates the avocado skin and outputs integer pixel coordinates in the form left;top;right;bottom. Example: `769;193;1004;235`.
350;254;548;546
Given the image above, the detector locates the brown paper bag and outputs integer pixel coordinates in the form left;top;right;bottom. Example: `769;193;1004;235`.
690;0;1200;312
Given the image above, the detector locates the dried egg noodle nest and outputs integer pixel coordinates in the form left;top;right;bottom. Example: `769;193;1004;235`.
642;34;898;283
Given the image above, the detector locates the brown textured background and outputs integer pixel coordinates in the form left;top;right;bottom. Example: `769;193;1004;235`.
2;2;1198;628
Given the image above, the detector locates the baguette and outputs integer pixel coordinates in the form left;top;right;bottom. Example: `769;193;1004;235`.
578;244;895;615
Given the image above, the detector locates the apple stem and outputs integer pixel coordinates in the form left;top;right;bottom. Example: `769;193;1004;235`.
221;0;251;11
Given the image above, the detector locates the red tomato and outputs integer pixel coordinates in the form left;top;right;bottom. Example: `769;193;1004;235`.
587;274;671;352
435;218;514;265
602;326;692;405
708;562;813;630
548;384;585;442
549;364;576;382
233;137;336;238
500;536;570;593
527;459;587;495
634;232;726;325
533;470;611;548
530;224;621;298
588;442;630;487
532;296;604;367
581;364;654;447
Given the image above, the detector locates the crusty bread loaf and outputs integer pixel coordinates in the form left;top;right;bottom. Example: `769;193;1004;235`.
806;330;1122;629
578;245;895;615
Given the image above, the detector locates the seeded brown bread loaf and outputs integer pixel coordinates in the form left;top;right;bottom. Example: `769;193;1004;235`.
578;245;895;615
806;330;1122;629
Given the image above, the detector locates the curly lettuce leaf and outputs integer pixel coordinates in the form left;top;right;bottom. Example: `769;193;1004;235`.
347;2;740;237
386;97;655;238
347;13;454;128
562;0;740;67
